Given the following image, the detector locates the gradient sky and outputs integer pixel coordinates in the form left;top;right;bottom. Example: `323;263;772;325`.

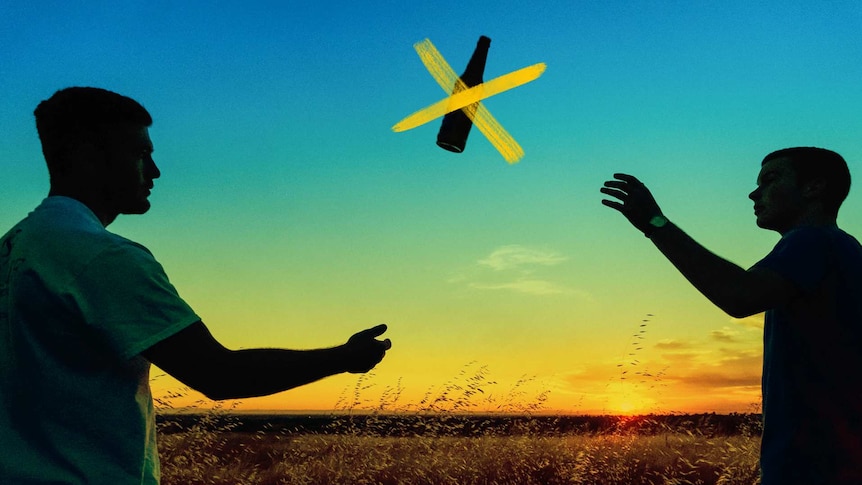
2;1;861;415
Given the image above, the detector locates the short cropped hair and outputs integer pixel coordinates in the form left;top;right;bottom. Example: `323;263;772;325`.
34;87;152;175
762;147;851;217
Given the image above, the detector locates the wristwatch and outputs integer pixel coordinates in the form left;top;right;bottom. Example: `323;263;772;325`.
645;215;669;238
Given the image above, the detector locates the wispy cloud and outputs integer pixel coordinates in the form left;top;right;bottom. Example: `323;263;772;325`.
711;327;739;343
673;371;761;389
657;333;763;392
554;318;766;414
477;245;567;271
558;320;764;413
666;348;763;391
469;279;582;296
654;339;692;350
454;244;589;298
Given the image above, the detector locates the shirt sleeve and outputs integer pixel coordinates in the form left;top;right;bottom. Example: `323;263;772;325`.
753;227;832;295
71;240;201;360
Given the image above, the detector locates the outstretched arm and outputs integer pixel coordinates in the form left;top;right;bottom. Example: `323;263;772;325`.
142;321;391;400
600;173;798;318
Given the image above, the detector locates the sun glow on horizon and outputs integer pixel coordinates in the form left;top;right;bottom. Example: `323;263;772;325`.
603;393;658;416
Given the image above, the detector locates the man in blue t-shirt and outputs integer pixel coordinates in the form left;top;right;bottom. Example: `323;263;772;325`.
601;147;862;484
0;87;392;484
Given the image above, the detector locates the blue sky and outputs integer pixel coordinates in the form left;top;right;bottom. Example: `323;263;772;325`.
2;1;861;413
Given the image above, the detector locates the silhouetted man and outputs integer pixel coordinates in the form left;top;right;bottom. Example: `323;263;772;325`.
601;147;862;485
0;87;392;484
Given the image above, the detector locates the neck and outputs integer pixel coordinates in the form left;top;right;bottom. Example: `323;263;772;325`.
48;186;117;227
780;212;837;235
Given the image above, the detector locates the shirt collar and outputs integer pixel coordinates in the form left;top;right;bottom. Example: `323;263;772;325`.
40;196;104;228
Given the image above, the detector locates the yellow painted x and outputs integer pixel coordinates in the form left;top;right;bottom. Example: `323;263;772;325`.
392;38;546;164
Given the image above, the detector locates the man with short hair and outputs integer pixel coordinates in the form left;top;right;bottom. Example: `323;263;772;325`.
601;147;862;484
0;86;392;484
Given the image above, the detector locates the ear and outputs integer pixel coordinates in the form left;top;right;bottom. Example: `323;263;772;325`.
50;141;107;189
66;141;107;174
802;177;827;200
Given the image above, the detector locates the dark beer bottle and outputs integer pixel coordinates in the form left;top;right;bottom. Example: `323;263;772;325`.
436;36;491;153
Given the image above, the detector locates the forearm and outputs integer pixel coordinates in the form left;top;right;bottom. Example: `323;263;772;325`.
600;173;792;318
206;346;350;400
649;222;753;317
145;321;390;401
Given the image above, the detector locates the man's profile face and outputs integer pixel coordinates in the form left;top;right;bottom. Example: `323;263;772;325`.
749;157;806;234
98;125;160;216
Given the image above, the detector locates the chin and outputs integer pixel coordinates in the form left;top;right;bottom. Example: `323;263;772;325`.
755;216;776;231
123;201;152;215
756;218;788;234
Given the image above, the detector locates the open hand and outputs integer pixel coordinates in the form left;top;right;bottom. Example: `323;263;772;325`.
600;173;665;235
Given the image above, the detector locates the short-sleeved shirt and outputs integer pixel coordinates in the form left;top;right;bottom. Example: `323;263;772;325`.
753;225;862;485
0;197;200;484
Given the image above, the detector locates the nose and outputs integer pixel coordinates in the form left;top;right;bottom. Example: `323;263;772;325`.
748;187;760;202
145;155;161;180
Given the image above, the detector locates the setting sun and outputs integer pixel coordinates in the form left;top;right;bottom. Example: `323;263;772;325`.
600;380;659;415
607;396;654;416
615;401;637;415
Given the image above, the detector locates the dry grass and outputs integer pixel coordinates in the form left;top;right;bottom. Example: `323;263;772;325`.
156;365;762;484
158;426;760;485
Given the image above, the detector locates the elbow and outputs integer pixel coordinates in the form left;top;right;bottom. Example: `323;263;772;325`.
193;368;256;401
183;363;244;400
724;307;755;320
194;352;246;400
709;287;766;320
717;299;762;319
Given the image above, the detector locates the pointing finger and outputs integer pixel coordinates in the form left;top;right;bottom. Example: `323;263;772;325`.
365;324;387;338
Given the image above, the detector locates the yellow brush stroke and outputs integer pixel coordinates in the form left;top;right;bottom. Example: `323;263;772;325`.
392;63;546;132
393;38;544;164
471;104;524;163
414;38;526;163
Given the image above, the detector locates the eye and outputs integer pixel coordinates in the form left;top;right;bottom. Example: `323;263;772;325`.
759;173;777;186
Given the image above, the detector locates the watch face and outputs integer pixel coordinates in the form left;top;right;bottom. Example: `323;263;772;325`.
649;215;668;228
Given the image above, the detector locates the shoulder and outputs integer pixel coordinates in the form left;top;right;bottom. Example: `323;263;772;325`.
768;225;850;257
781;225;835;243
56;220;157;275
13;198;158;278
19;197;149;252
756;225;857;292
780;226;862;256
830;227;862;251
755;227;828;274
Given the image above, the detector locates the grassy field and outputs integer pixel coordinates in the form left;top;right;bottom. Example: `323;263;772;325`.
157;412;762;485
156;366;762;484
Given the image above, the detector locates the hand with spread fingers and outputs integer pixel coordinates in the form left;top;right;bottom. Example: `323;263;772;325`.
600;173;666;236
